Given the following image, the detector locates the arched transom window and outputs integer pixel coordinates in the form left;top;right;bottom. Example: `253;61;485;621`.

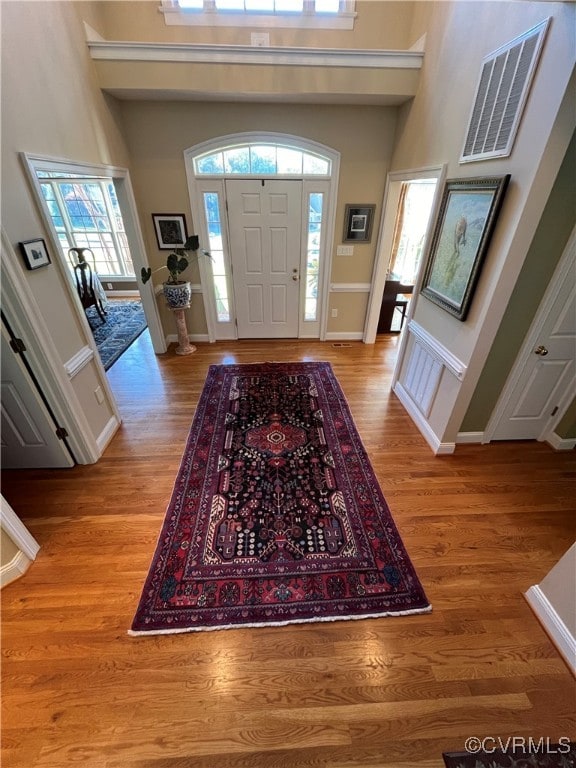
194;144;331;176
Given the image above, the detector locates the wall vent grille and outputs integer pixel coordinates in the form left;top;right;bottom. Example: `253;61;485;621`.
460;18;550;164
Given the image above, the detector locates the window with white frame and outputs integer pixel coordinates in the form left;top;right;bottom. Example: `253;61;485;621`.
160;0;356;29
37;173;135;280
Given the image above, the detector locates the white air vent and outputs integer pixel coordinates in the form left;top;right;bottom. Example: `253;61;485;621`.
461;18;550;163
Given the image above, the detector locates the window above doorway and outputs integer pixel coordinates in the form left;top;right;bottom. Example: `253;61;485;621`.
159;0;356;29
194;143;331;176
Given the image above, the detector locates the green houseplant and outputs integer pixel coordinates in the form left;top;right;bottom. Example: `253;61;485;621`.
141;235;210;310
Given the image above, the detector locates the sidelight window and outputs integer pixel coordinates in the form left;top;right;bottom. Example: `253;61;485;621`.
203;192;230;322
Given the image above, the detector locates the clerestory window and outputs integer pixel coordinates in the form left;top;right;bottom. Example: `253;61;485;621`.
160;0;356;29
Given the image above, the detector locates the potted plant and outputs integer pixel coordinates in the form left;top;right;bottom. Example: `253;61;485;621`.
141;235;210;310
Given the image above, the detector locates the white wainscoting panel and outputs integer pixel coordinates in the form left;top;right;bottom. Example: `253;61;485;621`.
403;339;443;418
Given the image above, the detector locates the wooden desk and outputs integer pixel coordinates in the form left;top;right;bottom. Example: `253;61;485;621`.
377;281;414;333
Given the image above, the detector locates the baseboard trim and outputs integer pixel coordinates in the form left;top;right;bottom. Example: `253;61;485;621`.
456;431;485;444
324;332;364;341
0;551;33;589
105;290;140;298
545;432;576;451
393;381;455;455
166;333;211;344
96;416;121;455
525;585;576;676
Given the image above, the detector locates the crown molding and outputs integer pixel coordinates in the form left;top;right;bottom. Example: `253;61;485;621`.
87;39;423;71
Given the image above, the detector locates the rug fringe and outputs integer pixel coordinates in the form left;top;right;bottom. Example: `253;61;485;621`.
128;604;432;636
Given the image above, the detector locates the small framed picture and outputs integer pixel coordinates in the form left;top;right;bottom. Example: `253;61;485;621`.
343;204;376;243
152;214;188;250
19;238;51;270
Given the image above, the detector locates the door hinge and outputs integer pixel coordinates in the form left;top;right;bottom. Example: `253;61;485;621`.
551;406;559;417
56;426;69;440
9;337;26;354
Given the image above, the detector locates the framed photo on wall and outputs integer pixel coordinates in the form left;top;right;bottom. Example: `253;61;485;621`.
420;175;510;321
343;204;375;243
152;214;189;250
19;238;51;270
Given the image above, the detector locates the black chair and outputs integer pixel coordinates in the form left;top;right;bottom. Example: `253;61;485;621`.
69;248;107;323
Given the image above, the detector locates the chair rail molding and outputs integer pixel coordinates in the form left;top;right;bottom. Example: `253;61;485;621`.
407;320;467;381
64;346;95;379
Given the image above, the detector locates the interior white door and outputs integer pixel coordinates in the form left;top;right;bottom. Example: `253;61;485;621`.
226;179;302;338
1;323;74;468
492;258;576;441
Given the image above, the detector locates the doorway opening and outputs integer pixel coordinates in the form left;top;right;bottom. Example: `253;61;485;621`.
22;155;166;383
185;132;340;341
378;179;437;334
364;166;444;345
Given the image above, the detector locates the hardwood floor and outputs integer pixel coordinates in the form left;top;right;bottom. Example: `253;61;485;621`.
2;331;575;768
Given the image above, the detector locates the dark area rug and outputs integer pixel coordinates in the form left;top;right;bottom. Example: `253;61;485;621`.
443;742;576;768
86;300;147;370
130;361;431;635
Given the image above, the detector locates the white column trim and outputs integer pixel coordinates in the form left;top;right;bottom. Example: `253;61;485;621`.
1;495;40;561
525;585;576;676
1;551;33;589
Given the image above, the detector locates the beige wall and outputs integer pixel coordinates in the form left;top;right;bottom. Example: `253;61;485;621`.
1;1;132;446
1;529;20;569
462;131;576;433
118;100;397;334
555;398;576;440
99;0;417;49
391;1;575;444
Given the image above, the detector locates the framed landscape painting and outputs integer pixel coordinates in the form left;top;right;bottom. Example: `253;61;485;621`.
420;175;510;320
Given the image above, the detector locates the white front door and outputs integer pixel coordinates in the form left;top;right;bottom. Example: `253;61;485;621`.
226;179;302;338
1;323;75;469
491;239;576;441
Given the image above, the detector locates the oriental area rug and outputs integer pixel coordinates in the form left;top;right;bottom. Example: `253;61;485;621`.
130;362;431;635
443;742;576;768
86;300;147;370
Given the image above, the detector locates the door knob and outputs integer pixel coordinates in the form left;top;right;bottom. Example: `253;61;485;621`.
292;268;299;281
534;345;549;356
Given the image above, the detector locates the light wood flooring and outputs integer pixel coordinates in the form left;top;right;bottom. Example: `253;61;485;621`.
2;331;575;768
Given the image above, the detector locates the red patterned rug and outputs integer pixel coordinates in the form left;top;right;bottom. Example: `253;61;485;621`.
130;362;430;634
